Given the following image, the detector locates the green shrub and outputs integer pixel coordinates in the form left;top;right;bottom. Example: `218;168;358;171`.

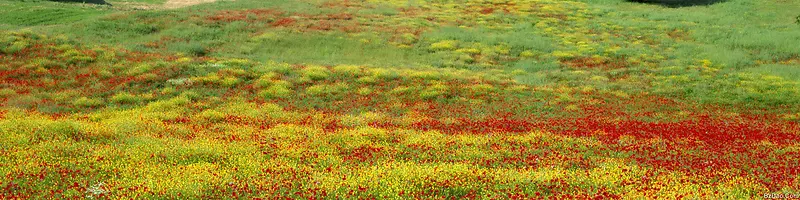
430;40;458;51
796;14;800;24
305;84;348;96
389;86;412;96
177;42;209;57
259;85;292;99
0;88;16;97
7;95;40;109
126;64;153;76
340;112;386;128
44;120;84;140
111;92;141;104
145;96;191;112
356;76;377;84
301;66;331;81
253;61;294;75
357;87;373;96
189;44;209;56
369;68;399;80
254;75;276;89
72;97;104;108
180;91;201;100
220;77;241;87
199;109;226;122
332;65;363;77
468;84;497;96
420;83;449;100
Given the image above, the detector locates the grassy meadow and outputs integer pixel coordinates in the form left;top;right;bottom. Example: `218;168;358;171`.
1;0;799;198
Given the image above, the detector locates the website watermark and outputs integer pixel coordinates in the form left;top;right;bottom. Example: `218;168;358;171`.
764;193;800;199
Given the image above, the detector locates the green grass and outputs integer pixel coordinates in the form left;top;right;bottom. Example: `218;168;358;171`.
9;1;433;67
1;0;799;108
743;64;800;81
0;1;110;26
422;26;555;53
591;0;800;64
230;32;436;67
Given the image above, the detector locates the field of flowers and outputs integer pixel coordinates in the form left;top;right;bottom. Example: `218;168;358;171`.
1;0;799;198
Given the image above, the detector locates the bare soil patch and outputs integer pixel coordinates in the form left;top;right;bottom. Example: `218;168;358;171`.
163;0;216;9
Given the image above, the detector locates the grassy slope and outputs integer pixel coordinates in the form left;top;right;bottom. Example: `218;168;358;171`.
1;0;800;198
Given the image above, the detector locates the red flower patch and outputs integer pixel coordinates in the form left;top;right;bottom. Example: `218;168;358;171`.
341;146;386;163
561;57;628;69
206;9;282;23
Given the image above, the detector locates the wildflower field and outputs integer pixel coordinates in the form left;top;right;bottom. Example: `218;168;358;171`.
1;0;799;198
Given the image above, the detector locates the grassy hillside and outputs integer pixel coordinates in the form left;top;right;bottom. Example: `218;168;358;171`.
1;0;799;198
